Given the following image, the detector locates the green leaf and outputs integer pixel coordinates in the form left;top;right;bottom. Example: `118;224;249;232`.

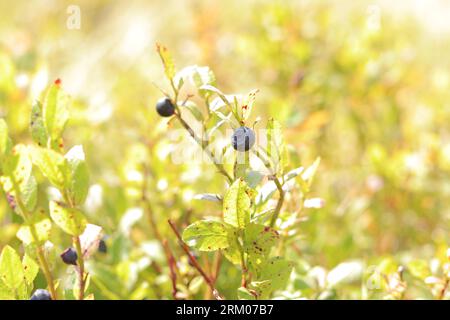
0;245;25;290
0;280;15;300
238;89;259;121
49;200;87;236
22;254;39;287
248;280;272;299
244;223;279;273
222;241;241;265
175;65;216;98
0;145;37;213
182;220;230;251
237;287;256;300
259;257;293;291
65;145;89;206
181;101;204;122
30;100;49;147
16;212;52;245
223;179;251;229
0;118;12;159
29;145;68;189
193;66;216;98
156;43;175;80
43;82;70;141
266;118;288;174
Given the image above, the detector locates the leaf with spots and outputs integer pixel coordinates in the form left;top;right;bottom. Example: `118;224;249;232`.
182;220;230;251
22;254;39;289
0;279;14;300
49;200;87;236
0;145;37;214
238;89;259;121
244;223;279;274
223;179;251;229
156;43;176;80
0;245;25;291
29;145;68;190
249;280;273;299
43;82;70;141
259;257;293;292
222;238;241;265
30;100;48;147
16;211;52;245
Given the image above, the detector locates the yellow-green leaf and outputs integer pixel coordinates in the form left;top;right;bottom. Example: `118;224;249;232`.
22;254;39;286
182;220;230;251
65;145;89;206
16;213;52;245
29;145;68;189
156;43;175;80
0;145;37;213
223;179;251;229
30;100;49;147
0;245;25;290
49;200;87;236
43;82;70;140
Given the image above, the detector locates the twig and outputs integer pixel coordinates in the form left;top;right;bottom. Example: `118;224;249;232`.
14;190;57;300
162;239;179;300
270;177;285;227
174;113;233;183
74;236;86;300
438;278;449;300
63;193;87;300
253;149;286;227
168;219;224;300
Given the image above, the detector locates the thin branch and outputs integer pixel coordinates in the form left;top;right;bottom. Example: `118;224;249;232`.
63;192;87;300
174;112;233;183
168;219;224;300
73;236;86;300
14;191;57;300
162;239;179;300
270;177;285;227
253;149;286;228
438;278;449;300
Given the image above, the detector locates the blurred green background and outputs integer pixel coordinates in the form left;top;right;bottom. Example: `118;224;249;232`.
1;0;450;299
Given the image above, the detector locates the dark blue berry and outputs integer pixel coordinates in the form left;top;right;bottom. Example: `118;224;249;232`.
98;239;107;253
156;97;175;117
231;126;256;152
30;289;52;300
60;247;78;265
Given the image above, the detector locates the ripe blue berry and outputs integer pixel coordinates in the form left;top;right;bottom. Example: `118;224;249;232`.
231;126;256;152
156;97;175;117
60;247;78;265
30;289;52;300
98;239;107;253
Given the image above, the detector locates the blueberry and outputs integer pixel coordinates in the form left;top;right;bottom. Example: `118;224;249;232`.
231;126;256;152
30;289;52;300
98;239;107;253
60;247;78;265
156;97;175;117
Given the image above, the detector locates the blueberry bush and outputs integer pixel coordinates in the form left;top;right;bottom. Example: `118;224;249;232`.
0;0;450;300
